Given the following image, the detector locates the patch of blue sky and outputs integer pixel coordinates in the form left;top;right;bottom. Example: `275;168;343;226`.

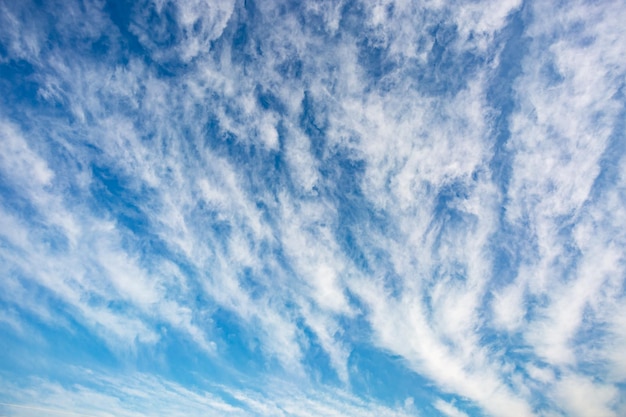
0;293;119;376
298;91;329;159
299;319;345;386
348;345;435;405
485;7;529;194
162;308;261;384
0;181;40;231
588;100;626;204
416;26;484;97
482;7;534;294
0;60;41;114
89;165;152;228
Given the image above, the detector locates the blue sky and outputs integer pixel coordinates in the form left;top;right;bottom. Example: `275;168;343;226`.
0;0;625;416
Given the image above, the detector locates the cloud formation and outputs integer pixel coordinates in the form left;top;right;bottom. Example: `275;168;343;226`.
1;0;625;416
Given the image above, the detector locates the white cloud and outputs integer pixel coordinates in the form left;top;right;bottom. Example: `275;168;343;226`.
553;373;619;417
500;0;626;378
525;363;554;384
453;0;522;52
0;369;415;417
491;280;526;332
283;124;320;193
0;120;54;187
434;399;469;417
129;0;235;63
352;277;534;417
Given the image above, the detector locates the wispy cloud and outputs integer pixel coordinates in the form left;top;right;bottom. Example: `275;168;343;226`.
434;399;469;417
1;0;625;416
0;369;416;417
